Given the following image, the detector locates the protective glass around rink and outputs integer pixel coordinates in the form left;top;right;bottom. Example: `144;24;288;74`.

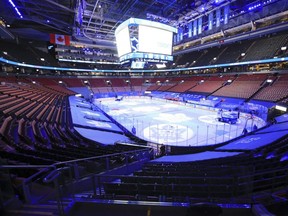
97;96;266;147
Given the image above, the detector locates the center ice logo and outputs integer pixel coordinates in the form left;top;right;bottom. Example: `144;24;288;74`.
143;124;194;144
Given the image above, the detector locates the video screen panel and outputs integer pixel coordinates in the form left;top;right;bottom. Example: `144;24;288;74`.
115;27;131;57
131;61;145;69
138;25;173;56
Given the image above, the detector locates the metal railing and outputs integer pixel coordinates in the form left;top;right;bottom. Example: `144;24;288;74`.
0;147;152;215
88;165;288;204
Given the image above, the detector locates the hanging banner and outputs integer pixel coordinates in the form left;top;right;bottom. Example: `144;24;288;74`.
216;9;221;28
198;17;202;34
193;20;197;36
208;12;213;30
173;34;177;44
179;27;183;41
188;22;193;37
224;5;230;25
176;29;180;43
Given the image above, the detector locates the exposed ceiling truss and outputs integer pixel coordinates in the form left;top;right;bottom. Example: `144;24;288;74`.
0;0;282;49
1;0;76;36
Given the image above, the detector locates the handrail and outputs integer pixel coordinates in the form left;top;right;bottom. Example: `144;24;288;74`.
43;167;70;183
0;165;55;184
43;170;60;184
0;165;52;169
0;148;151;179
0;146;152;205
94;169;284;179
24;166;55;184
116;141;151;149
53;148;151;166
93;165;288;182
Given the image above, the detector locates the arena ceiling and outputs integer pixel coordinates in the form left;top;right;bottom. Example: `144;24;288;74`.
1;0;260;46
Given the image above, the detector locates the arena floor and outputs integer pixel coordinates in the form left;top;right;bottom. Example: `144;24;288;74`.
97;96;266;147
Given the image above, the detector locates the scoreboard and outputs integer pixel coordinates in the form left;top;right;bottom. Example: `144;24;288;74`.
115;18;177;68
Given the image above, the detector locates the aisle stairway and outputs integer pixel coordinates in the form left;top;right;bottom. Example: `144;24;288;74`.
3;200;71;216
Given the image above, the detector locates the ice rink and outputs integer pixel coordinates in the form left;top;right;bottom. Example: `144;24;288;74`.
97;96;266;147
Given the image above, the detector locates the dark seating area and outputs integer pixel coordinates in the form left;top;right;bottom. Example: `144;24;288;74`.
102;134;288;203
174;51;204;67
0;41;59;66
175;32;288;67
193;46;227;67
241;33;288;61
214;40;253;64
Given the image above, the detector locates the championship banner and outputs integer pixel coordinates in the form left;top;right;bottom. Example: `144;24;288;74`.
188;22;193;38
178;27;183;41
216;9;221;28
198;17;202;34
193;19;197;36
224;5;230;25
208;12;213;30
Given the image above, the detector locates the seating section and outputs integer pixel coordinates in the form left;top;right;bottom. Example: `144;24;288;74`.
175;32;288;67
212;74;268;99
241;33;288;61
1;74;288;206
0;32;287;72
215;40;253;64
0;77;144;170
167;76;204;93
189;75;235;94
253;74;288;102
88;78;148;95
193;46;227;67
1;29;288;213
60;78;85;87
146;78;168;91
0;41;59;66
103;134;288;202
174;51;203;67
29;46;60;66
140;73;288;103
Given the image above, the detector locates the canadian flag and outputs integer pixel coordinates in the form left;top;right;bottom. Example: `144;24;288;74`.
50;34;70;46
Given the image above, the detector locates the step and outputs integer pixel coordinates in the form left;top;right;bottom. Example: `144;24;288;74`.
22;204;59;209
5;209;54;216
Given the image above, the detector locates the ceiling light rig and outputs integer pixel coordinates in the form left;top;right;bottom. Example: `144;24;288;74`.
8;0;23;19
